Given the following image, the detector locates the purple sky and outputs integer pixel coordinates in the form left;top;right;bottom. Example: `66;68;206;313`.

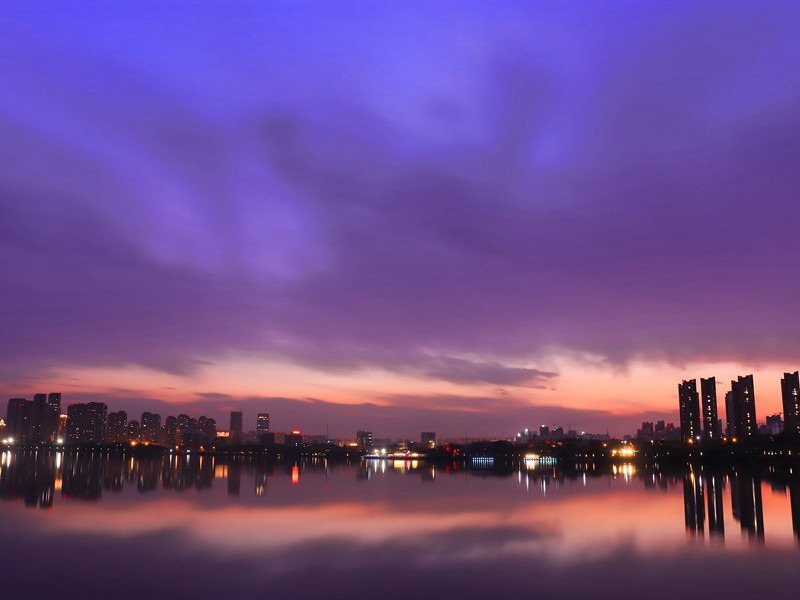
3;1;800;437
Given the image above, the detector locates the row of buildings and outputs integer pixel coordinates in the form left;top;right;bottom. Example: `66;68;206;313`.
3;396;275;447
3;397;436;450
678;372;800;443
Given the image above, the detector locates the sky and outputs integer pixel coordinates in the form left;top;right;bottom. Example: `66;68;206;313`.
3;1;800;438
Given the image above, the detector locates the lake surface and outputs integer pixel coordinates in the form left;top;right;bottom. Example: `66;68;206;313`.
1;449;800;599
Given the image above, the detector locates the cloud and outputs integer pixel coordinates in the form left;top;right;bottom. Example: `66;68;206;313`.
2;1;800;387
419;357;557;387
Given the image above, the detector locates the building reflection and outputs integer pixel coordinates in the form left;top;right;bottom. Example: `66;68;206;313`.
705;473;725;539
1;449;799;549
789;480;800;542
683;471;705;538
730;473;765;543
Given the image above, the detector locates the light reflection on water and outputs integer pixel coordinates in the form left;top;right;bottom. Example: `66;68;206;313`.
2;450;800;598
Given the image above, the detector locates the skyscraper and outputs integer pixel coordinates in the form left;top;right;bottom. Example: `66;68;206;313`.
198;416;216;445
700;377;720;440
257;413;270;434
256;413;270;445
140;412;161;443
6;398;31;442
678;379;701;443
781;371;800;435
106;411;128;443
127;420;140;442
65;403;108;444
30;393;48;443
46;393;61;442
230;411;243;445
729;375;757;440
725;391;736;437
165;416;180;446
356;430;373;449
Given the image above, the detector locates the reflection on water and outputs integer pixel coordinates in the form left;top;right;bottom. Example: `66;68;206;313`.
3;450;800;598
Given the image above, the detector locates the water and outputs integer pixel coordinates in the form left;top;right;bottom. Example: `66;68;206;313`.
1;449;799;599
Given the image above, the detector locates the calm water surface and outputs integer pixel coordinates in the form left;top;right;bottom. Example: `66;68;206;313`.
1;450;799;599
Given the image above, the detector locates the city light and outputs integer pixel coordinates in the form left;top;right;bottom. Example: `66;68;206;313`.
611;446;636;458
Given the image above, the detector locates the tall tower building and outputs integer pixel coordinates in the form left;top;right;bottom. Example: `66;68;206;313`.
30;393;48;443
46;393;61;442
729;375;758;440
700;377;720;440
230;411;243;445
782;371;800;435
165;416;180;446
356;430;373;449
678;379;701;443
257;413;270;434
106;411;128;443
65;402;108;444
6;398;31;442
140;412;161;443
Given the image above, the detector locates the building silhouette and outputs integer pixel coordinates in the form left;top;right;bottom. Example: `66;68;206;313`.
678;379;701;443
6;398;32;442
765;414;783;435
127;420;141;442
106;411;128;443
65;402;108;443
421;432;436;448
356;430;373;449
700;377;720;440
198;416;217;445
782;371;800;435
46;393;61;442
728;375;758;440
140;412;161;443
229;411;243;445
165;416;179;446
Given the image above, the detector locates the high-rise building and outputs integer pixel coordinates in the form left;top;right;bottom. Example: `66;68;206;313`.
257;413;270;434
57;414;67;441
6;398;32;442
140;412;161;443
782;371;800;435
65;403;108;444
421;432;436;448
288;429;303;447
30;393;48;443
165;416;180;446
198;416;216;445
127;420;141;442
46;393;61;442
356;430;373;449
766;414;783;435
678;379;701;443
106;411;128;443
729;375;758;440
700;377;720;440
230;411;243;445
725;391;735;437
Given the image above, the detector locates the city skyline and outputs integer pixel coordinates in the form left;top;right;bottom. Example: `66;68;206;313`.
6;369;800;443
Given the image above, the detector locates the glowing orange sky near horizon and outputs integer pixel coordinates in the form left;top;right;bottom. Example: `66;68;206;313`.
3;354;798;436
